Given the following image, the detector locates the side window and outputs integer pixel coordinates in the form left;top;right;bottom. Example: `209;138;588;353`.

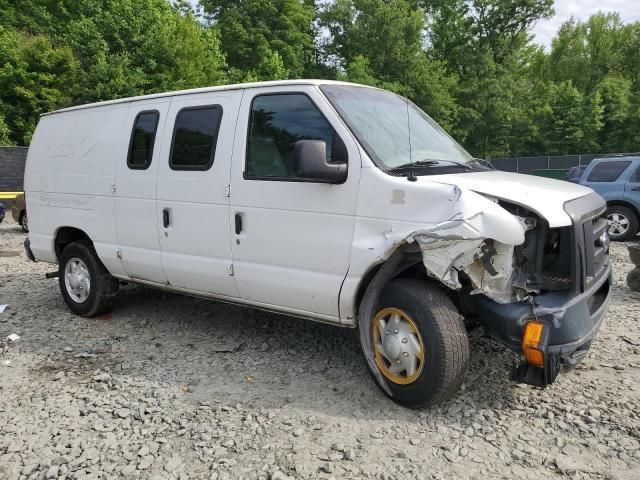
246;94;336;179
128;111;159;170
170;106;222;171
586;161;631;182
633;166;640;183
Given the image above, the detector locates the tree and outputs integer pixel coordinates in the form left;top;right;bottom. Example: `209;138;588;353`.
201;0;315;78
426;0;554;156
531;81;603;155
0;27;79;145
595;75;633;152
0;111;11;145
0;0;227;143
321;0;459;129
548;13;626;95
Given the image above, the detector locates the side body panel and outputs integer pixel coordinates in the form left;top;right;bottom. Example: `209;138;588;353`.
24;105;128;275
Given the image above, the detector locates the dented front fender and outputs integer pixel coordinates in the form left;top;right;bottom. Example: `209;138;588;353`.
342;170;530;321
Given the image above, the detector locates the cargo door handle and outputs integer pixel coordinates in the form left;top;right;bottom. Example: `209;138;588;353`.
632;187;640;191
235;213;242;234
163;208;170;228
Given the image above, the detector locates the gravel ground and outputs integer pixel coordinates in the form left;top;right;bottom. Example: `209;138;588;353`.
1;216;639;480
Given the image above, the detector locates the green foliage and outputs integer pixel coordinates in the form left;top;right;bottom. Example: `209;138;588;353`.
201;0;315;78
0;0;639;157
0;27;79;145
0;0;227;144
0;111;11;145
322;0;459;129
531;82;604;154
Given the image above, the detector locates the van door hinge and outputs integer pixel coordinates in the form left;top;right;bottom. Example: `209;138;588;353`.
225;184;231;197
226;264;234;276
111;183;117;193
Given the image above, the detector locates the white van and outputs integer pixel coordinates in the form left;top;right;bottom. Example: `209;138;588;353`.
24;80;612;407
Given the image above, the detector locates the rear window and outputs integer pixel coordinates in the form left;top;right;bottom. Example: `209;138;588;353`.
169;106;222;170
586;161;631;182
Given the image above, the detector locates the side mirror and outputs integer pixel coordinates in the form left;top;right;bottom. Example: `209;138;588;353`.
293;140;347;183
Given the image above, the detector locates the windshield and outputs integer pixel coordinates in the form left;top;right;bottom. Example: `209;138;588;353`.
321;85;473;170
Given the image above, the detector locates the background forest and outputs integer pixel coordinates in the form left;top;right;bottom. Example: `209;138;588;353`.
1;0;639;158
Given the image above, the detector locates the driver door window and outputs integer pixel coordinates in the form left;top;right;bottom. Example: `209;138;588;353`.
245;94;335;179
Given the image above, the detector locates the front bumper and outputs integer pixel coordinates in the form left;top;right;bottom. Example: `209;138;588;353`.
474;261;612;386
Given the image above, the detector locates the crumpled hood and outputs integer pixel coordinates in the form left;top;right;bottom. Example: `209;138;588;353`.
428;170;596;227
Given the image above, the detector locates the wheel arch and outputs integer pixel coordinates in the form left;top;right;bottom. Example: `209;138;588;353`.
606;200;640;219
54;226;93;260
353;247;427;318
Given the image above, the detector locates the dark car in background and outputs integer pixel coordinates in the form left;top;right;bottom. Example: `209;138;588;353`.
576;157;640;241
0;203;5;224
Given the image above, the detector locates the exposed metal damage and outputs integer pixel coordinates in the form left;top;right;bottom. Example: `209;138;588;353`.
406;207;531;304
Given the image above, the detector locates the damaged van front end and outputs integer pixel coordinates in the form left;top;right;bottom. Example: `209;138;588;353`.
324;83;612;403
349;168;612;392
408;187;612;387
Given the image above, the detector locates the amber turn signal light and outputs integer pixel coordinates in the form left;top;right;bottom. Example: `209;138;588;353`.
522;321;547;368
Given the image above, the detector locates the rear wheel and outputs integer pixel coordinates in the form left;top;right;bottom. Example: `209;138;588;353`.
360;278;469;408
19;212;28;233
58;242;118;317
606;206;638;241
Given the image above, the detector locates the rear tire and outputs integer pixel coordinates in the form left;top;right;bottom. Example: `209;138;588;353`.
606;206;638;241
360;278;469;408
19;212;28;233
628;268;640;292
58;242;118;317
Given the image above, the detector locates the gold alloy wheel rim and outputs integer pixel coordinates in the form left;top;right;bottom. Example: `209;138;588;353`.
372;307;425;385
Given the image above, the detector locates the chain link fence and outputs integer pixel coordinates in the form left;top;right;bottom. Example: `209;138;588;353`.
489;152;640;175
0;146;28;191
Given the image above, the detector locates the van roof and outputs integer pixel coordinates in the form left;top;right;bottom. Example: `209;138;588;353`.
43;79;367;116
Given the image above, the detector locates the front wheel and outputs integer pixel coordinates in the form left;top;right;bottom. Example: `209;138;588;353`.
58;242;119;317
360;278;469;408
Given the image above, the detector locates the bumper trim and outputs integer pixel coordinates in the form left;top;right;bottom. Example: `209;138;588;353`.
476;261;612;387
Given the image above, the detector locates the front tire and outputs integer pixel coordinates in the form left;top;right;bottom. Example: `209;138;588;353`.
58;242;118;317
606;206;638;241
360;278;469;408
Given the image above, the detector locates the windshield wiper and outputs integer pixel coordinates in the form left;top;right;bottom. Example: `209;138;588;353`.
387;159;472;173
470;158;495;170
386;160;439;172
